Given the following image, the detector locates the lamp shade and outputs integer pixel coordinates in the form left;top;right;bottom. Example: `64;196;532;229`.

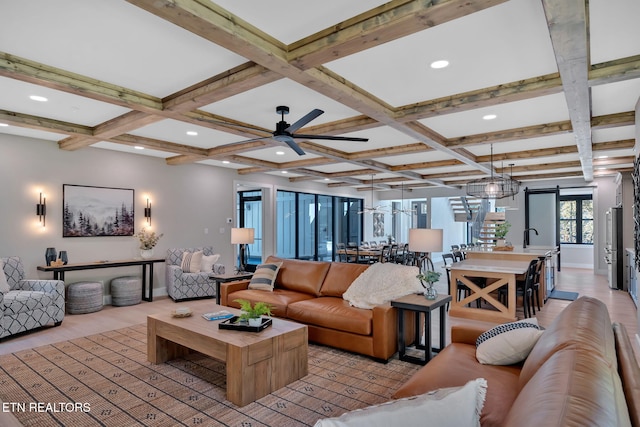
231;228;255;244
408;228;443;253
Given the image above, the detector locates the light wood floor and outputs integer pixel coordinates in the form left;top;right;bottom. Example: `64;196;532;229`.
2;267;639;362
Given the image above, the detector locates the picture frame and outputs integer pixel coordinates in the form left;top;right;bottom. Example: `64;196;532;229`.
63;184;135;237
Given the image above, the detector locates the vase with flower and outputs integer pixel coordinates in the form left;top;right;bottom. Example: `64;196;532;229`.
135;228;163;259
417;270;441;300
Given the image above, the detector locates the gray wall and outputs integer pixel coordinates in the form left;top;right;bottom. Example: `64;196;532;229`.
0;134;360;297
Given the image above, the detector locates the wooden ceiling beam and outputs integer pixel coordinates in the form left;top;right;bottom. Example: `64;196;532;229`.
0;52;163;112
289;0;508;69
542;0;592;180
0;109;93;136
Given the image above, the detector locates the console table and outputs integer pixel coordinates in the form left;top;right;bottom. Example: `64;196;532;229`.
37;258;165;302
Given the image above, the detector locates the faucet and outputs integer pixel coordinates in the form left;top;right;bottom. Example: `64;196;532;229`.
523;228;539;248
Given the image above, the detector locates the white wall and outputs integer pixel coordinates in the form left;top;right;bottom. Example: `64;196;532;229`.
0;134;360;296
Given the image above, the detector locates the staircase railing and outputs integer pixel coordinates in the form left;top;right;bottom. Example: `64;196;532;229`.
470;198;490;243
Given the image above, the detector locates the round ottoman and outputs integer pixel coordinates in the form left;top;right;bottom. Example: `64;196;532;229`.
110;276;142;307
67;281;103;314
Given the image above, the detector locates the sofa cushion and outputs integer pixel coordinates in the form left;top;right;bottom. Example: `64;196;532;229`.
181;251;203;273
320;262;369;297
343;262;422;309
519;296;617;388
265;256;330;297
315;378;487;427
226;288;314;318
3;291;51;315
248;262;282;291
393;343;521;427
476;318;544;365
288;298;373;336
503;347;631;427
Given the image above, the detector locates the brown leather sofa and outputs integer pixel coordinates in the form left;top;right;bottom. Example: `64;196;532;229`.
393;296;640;426
219;256;412;361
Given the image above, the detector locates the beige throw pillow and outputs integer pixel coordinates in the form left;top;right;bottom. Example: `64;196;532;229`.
181;251;203;273
200;254;221;272
314;378;487;427
476;318;544;365
248;262;283;291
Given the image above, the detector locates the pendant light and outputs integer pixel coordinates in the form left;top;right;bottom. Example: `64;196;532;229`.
466;144;520;199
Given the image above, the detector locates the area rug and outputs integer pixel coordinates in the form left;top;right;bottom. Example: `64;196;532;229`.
548;290;579;301
0;324;421;426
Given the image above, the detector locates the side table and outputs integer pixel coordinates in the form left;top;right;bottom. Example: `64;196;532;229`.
391;293;452;365
209;272;253;304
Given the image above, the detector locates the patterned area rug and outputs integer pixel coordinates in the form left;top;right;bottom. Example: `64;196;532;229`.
0;324;421;426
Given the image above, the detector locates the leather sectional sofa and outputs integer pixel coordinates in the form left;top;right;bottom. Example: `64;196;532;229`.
219;256;413;361
392;296;640;426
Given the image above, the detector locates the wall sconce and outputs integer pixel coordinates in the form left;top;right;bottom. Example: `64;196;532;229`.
144;198;151;225
36;192;46;227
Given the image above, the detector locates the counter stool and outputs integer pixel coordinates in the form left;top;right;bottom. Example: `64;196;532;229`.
67;281;104;314
110;276;142;307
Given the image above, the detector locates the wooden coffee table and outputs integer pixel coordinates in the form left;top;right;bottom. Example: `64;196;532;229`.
147;308;308;407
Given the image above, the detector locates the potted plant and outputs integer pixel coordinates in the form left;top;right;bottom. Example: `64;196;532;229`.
135;228;163;259
234;299;273;326
416;270;441;300
494;221;511;246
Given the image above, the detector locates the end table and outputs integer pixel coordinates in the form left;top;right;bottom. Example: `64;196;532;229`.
209;272;253;304
391;293;452;365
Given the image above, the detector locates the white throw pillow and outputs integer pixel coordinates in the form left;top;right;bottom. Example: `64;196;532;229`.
181;251;203;273
342;263;422;309
314;378;487;427
200;254;221;272
476;318;544;365
248;262;283;291
0;259;9;293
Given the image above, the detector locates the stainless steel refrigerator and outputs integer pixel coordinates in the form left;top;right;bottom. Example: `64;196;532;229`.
605;207;624;290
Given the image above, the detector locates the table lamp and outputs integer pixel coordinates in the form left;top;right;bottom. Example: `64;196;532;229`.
408;228;443;273
231;227;255;273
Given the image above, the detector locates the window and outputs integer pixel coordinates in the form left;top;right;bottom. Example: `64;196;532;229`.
559;195;593;244
276;190;362;261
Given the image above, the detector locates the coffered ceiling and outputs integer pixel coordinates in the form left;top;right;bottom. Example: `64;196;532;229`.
1;0;638;193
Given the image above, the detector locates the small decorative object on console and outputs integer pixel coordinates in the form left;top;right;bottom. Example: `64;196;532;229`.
136;228;163;259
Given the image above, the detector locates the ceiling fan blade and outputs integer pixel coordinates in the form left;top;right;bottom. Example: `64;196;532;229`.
276;135;306;156
285;109;324;133
291;134;369;142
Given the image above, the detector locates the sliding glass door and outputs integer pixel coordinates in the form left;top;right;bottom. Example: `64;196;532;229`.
276;190;361;261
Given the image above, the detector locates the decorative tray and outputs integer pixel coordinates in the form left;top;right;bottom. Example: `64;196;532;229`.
218;316;272;332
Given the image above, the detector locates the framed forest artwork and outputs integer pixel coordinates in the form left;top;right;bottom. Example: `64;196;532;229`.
63;184;135;237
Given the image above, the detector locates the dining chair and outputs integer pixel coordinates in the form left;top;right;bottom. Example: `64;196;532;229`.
498;258;538;318
336;243;348;263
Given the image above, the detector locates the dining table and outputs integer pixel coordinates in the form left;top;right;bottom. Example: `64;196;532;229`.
340;247;383;263
448;258;531;323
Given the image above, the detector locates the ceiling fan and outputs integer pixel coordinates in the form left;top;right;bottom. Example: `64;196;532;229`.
238;106;369;156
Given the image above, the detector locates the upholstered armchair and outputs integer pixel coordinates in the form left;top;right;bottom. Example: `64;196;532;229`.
165;247;224;301
1;256;65;340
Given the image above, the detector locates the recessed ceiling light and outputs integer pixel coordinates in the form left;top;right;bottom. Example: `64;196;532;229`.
29;95;48;102
222;160;230;164
134;146;144;150
0;123;8;127
596;155;608;159
430;60;449;69
281;171;288;174
482;114;497;120
275;151;285;155
186;131;198;136
324;178;330;181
